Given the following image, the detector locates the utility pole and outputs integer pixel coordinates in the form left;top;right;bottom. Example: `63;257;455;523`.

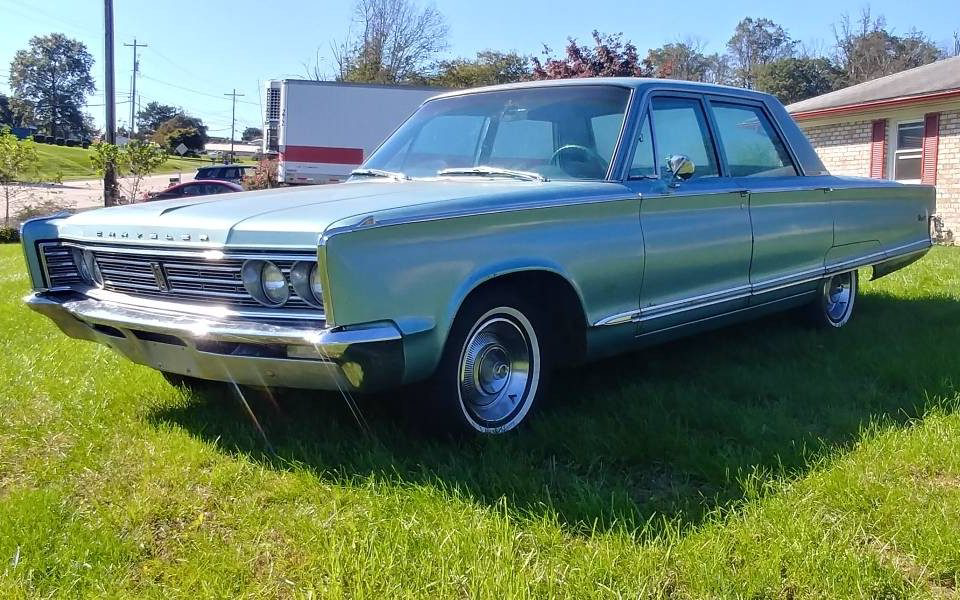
224;89;244;163
123;38;147;136
103;0;117;206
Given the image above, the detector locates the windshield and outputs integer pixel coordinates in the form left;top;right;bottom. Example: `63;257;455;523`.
362;85;631;181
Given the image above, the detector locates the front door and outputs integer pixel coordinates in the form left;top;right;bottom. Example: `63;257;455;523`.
627;94;753;333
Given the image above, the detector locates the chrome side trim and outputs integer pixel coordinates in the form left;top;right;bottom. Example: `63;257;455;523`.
751;266;825;295
636;290;817;337
591;237;932;327
321;191;640;239
593;311;640;327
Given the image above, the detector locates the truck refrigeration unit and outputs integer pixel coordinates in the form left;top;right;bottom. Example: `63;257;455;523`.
262;79;441;184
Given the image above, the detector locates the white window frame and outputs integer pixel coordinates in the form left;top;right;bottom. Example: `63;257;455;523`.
888;118;924;184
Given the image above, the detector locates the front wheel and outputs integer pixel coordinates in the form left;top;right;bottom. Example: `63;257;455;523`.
807;270;858;328
424;290;548;435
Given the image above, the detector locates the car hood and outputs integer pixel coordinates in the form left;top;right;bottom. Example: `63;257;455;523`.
56;179;624;248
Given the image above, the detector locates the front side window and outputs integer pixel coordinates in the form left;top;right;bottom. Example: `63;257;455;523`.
650;97;719;179
711;103;797;177
629;112;655;179
363;85;631;181
893;121;923;182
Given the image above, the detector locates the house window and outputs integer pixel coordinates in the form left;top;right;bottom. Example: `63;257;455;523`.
891;121;924;182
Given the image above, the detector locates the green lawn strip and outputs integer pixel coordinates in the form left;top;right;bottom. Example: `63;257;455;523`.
30;145;252;182
1;243;959;597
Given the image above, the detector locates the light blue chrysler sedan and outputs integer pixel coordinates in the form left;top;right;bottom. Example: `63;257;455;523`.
21;79;935;434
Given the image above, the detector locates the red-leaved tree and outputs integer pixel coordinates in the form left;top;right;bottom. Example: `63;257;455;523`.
531;31;652;80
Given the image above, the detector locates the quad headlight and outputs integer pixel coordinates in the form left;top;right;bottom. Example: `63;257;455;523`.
241;259;290;306
289;261;325;308
72;248;103;287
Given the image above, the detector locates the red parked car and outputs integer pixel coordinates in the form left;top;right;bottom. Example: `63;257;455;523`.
145;180;244;201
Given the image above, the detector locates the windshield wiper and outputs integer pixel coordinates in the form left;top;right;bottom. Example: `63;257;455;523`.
351;168;410;181
437;166;547;182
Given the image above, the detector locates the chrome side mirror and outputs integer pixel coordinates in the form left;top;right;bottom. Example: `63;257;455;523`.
666;155;695;187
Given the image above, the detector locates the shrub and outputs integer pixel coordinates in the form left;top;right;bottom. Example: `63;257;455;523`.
16;198;73;223
0;226;19;243
243;159;279;190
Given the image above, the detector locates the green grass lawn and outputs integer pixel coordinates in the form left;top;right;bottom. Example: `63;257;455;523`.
1;243;959;598
32;144;251;181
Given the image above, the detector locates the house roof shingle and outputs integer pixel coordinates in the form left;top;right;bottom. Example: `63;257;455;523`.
785;55;960;115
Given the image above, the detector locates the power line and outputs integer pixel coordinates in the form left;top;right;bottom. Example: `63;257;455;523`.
123;38;147;135
141;74;259;105
143;46;206;84
224;89;245;160
0;0;91;36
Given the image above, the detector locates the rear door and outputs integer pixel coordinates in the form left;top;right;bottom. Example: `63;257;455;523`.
706;97;833;302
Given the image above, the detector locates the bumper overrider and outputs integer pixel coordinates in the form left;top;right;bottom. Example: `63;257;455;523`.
25;292;404;393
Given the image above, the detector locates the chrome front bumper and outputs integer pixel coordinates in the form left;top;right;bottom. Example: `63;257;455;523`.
25;293;405;392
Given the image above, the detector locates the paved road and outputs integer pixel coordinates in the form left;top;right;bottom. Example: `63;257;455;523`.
15;172;195;212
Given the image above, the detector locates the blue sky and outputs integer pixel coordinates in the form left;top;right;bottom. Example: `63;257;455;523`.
1;0;958;137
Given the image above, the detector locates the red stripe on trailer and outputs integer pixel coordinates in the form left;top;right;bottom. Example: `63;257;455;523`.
281;146;364;164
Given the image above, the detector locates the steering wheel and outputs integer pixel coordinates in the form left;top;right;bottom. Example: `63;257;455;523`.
549;144;608;178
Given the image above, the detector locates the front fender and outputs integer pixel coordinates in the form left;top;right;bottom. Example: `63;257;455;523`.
321;198;641;384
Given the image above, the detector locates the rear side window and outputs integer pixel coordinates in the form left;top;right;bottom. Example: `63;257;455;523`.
650;97;719;179
198;168;218;179
711;103;797;177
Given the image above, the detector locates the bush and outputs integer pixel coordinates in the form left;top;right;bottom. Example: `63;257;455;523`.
243;159;279;190
15;199;73;224
0;227;19;243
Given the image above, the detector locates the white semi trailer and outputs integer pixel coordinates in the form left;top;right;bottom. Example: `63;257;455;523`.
262;79;440;184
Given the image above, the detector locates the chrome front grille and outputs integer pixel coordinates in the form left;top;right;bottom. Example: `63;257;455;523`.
39;243;322;315
40;244;84;288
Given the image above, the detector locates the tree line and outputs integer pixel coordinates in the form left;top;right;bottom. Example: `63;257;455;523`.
1;5;956;147
322;1;957;105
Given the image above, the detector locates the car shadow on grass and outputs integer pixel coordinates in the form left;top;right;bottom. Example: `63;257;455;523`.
147;291;960;536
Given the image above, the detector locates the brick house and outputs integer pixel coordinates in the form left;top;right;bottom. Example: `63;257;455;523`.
787;56;960;242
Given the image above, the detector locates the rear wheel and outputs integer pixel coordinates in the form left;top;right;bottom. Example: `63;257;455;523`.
807;270;858;328
424;290;548;435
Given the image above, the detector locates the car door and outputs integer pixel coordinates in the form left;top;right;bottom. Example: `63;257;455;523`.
627;94;753;333
180;184;205;197
706;98;833;302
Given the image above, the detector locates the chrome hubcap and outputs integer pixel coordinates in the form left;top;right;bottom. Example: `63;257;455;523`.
459;315;534;426
824;272;853;322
